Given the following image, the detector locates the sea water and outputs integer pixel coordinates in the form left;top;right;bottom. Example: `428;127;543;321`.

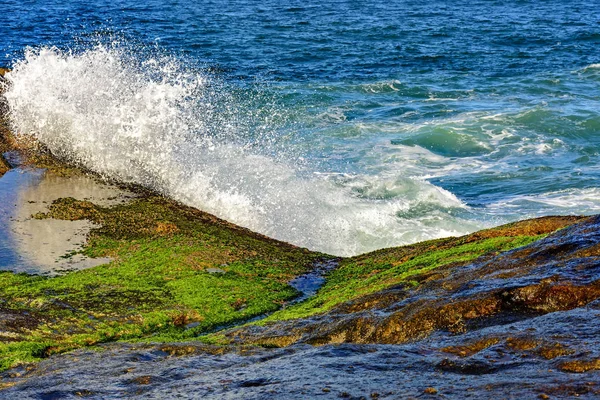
2;0;600;256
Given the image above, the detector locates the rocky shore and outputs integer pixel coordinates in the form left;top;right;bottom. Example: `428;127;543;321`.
1;72;599;398
0;69;11;176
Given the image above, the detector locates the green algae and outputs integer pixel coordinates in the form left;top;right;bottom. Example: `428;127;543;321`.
0;195;321;372
0;162;583;372
0;342;51;373
251;216;585;326
257;234;545;324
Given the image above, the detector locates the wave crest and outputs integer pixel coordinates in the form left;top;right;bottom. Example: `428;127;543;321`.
5;45;476;256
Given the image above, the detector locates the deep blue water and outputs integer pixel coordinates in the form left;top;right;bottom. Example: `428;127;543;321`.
2;1;600;255
4;1;600;79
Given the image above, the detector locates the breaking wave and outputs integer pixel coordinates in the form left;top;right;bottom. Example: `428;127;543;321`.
4;44;479;256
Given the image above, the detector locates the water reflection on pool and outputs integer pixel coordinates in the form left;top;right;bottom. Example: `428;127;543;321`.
0;166;133;275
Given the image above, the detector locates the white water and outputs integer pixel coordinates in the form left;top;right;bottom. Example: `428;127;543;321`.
4;46;478;256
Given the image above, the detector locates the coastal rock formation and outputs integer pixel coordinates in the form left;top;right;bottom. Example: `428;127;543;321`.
0;153;8;176
0;68;10;176
2;216;600;398
223;215;599;350
1;70;599;396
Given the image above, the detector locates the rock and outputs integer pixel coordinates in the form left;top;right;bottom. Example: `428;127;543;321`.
3;214;600;397
0;68;9;117
558;359;600;373
223;216;600;349
0;154;9;177
0;67;14;174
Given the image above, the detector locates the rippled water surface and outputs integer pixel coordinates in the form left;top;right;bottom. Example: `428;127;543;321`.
2;1;600;255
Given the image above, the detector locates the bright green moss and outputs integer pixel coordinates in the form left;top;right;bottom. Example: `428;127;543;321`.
260;234;545;323
0;192;577;372
0;342;53;372
0;195;321;371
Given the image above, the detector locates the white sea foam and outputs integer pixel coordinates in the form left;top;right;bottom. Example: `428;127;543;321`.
5;45;478;256
358;80;403;93
578;63;600;72
486;188;600;219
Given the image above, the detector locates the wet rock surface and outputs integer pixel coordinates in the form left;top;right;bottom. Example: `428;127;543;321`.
2;304;600;399
2;216;600;398
224;216;599;347
1;75;599;397
0;155;8;177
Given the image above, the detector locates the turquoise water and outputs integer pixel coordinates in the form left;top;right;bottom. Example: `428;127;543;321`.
2;1;600;255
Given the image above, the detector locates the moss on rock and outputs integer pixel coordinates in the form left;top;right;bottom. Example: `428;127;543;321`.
0;193;322;371
218;215;595;348
257;216;582;324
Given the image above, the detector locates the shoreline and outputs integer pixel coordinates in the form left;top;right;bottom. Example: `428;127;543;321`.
1;78;600;397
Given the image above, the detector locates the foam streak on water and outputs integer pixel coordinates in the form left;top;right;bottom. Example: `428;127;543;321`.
4;46;474;256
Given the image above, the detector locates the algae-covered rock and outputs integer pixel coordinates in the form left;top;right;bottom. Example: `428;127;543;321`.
0;155;8;177
0;67;13;176
0;64;597;395
222;215;598;347
0;192;323;372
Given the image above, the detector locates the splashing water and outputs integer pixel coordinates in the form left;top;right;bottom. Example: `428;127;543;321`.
4;45;478;256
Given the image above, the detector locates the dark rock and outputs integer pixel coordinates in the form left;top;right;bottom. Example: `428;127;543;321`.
436;358;501;375
0;154;9;177
0;69;14;178
238;378;277;387
224;216;600;348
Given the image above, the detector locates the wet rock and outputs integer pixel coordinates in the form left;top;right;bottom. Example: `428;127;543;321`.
6;335;599;399
441;337;500;357
423;387;438;395
1;204;599;398
0;308;44;341
558;359;600;373
436;358;502;375
130;375;153;385
536;342;573;359
73;389;94;397
224;216;600;349
238;378;277;387
157;344;229;357
0;155;8;177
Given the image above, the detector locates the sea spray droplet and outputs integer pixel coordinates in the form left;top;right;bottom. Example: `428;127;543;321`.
5;44;477;256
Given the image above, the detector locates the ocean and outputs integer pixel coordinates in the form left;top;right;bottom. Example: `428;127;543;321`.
2;0;600;256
